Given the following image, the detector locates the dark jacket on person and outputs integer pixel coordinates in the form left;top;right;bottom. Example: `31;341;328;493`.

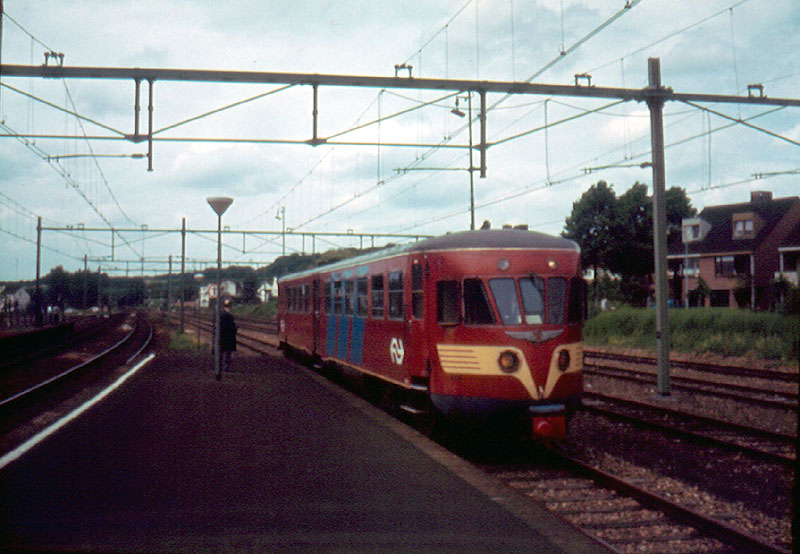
220;310;237;352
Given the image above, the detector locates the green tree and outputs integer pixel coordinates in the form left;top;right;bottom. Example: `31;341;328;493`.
563;180;618;277
665;186;697;244
564;182;696;306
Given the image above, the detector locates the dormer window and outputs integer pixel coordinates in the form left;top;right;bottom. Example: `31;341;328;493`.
734;219;752;237
732;212;757;239
682;217;709;243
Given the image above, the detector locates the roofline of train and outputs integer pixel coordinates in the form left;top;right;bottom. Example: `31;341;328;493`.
277;229;580;283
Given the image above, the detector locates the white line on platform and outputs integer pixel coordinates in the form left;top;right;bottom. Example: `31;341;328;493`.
0;352;156;472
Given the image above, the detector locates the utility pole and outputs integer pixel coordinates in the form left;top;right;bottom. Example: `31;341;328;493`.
646;58;670;396
35;216;42;327
167;254;172;317
83;254;88;312
180;217;186;334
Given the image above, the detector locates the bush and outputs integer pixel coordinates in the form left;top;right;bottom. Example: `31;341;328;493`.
584;307;798;363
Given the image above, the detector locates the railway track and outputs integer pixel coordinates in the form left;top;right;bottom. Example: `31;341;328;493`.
584;348;798;383
0;312;154;429
584;362;796;411
582;392;795;468
481;450;788;554
165;314;789;553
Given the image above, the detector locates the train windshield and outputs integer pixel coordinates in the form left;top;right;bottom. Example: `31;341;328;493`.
519;275;545;324
488;275;568;326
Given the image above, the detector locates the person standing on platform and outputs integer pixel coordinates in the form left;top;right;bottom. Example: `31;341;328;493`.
220;297;237;373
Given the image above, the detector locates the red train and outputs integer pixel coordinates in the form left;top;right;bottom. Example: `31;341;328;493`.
277;229;585;440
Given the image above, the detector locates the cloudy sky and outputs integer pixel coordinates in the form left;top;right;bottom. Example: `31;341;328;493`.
1;0;798;282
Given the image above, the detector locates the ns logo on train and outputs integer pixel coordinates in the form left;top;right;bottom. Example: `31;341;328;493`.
389;337;405;365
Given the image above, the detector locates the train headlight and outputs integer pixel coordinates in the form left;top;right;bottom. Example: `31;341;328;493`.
557;349;570;372
498;350;520;373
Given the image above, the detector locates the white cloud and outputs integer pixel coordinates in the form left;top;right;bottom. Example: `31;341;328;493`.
1;0;798;279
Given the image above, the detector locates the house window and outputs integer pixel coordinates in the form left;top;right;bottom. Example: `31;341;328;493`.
715;255;750;277
715;256;735;276
733;219;754;238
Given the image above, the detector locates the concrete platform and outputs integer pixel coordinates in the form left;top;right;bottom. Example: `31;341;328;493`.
0;346;610;553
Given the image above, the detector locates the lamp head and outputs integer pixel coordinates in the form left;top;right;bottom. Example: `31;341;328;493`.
207;196;233;216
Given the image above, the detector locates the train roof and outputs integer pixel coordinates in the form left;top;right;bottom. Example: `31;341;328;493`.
278;229;579;282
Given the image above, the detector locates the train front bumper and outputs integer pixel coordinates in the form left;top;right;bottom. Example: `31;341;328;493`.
430;394;580;440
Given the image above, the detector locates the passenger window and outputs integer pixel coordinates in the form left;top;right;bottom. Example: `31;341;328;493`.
412;263;423;319
388;271;404;320
463;278;494;325
519;276;545;324
371;274;384;318
356;277;368;317
345;279;354;315
489;278;522;325
548;277;567;325
333;280;343;315
324;280;332;314
437;281;459;324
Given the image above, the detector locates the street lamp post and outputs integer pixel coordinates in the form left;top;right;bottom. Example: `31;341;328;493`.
207;196;233;381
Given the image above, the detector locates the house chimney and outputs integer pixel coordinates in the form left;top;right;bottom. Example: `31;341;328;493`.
751;190;772;203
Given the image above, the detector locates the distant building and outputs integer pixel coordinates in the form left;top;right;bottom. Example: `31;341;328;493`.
668;191;800;309
257;280;277;302
199;279;239;308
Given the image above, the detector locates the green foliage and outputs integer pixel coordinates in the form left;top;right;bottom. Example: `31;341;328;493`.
585;307;798;362
563;180;618;273
233;298;278;318
564;181;696;307
168;332;200;350
37;266;144;309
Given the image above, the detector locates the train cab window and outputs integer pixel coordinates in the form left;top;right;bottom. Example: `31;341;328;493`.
388;271;404;320
333;279;343;315
489;278;522;325
519;276;545;324
411;263;423;319
345;279;354;315
324;281;332;314
568;277;587;323
464;278;495;325
548;277;567;325
437;280;459;324
371;274;384;318
356;277;368;317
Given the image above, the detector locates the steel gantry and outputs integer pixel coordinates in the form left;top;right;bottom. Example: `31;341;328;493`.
7;60;800;396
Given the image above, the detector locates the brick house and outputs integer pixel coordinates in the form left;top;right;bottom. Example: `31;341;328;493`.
667;191;800;309
777;220;800;287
